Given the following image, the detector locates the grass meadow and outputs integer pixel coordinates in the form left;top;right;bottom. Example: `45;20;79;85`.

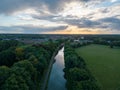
76;44;120;90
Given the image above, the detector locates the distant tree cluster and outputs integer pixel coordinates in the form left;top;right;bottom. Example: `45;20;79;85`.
0;40;60;90
70;42;91;48
64;44;100;90
94;39;109;45
112;41;120;47
0;40;19;52
93;39;120;48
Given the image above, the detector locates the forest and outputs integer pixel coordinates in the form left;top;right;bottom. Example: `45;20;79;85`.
0;40;61;90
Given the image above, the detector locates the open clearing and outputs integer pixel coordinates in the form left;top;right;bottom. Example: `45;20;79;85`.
76;44;120;90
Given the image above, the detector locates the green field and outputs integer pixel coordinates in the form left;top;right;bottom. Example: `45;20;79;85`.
75;44;120;90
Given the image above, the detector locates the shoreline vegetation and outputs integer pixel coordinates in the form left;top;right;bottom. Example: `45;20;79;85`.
64;43;100;90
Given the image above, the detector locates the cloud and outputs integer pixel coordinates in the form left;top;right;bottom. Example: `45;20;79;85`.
57;15;120;31
0;25;68;33
31;13;60;21
0;0;118;15
99;17;120;30
0;0;89;15
0;0;120;34
63;18;100;28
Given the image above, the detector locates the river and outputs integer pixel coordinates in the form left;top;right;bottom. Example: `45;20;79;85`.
47;47;66;90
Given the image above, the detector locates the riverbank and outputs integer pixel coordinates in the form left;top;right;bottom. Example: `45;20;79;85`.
47;47;66;90
40;43;64;90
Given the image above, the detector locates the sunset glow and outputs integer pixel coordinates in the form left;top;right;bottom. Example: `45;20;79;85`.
0;0;120;34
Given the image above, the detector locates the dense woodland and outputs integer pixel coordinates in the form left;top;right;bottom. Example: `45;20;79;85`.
0;34;120;90
0;40;61;90
64;43;100;90
93;39;120;47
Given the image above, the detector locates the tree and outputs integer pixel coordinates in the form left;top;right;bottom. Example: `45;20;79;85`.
64;45;100;90
65;54;78;69
74;82;83;90
110;43;113;48
15;47;24;60
81;80;100;90
0;66;10;89
68;68;90;81
0;40;18;52
3;74;29;90
0;49;16;66
12;60;37;89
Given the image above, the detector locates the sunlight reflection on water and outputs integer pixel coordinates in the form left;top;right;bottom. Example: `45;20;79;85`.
47;47;66;90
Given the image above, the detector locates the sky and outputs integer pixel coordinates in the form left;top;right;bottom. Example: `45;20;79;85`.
0;0;120;34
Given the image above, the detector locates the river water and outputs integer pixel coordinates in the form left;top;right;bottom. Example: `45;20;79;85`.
47;47;66;90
